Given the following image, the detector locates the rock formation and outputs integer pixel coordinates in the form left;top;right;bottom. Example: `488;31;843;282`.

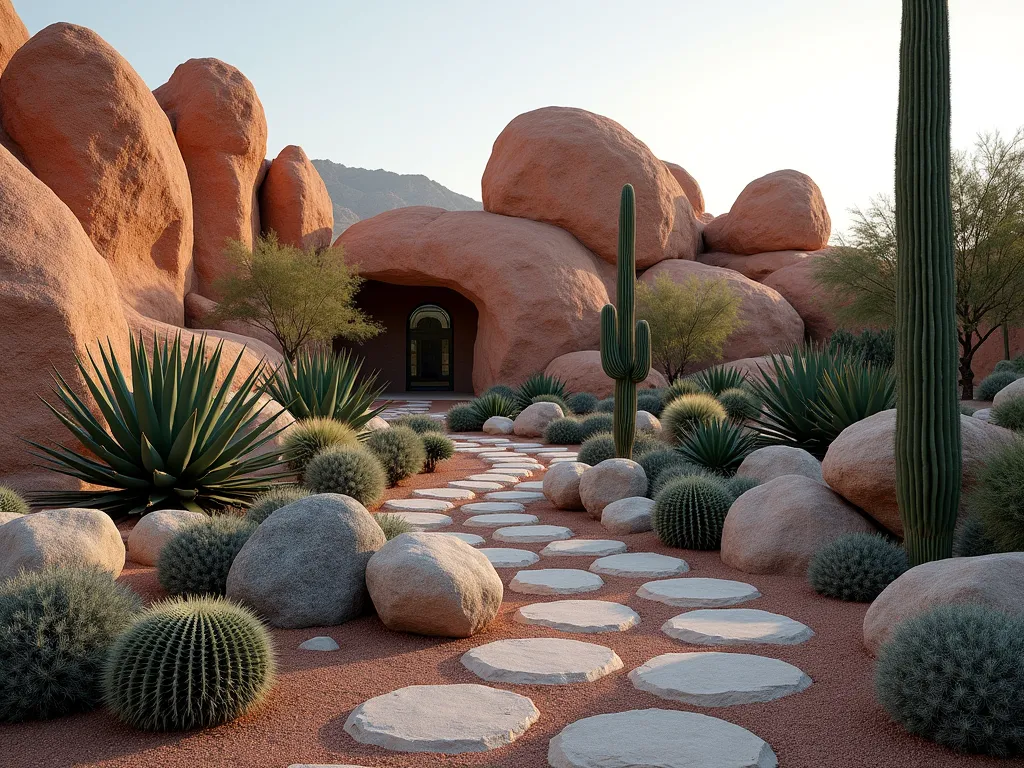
259;145;334;250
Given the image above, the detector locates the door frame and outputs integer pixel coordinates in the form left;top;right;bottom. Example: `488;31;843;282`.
406;303;455;391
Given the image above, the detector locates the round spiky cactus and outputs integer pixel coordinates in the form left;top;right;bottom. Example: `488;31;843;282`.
282;417;360;477
660;378;701;408
0;484;29;517
446;403;483;432
875;604;1024;756
421;432;455;472
245;486;310;525
366;425;426;486
807;533;909;602
0;567;141;722
578;432;659;467
638;448;687;489
390;414;445;434
544;418;584;445
103;596;275;731
566;392;597;415
652;475;733;550
157;515;256;597
303;446;386;505
650;461;708;496
660;393;727;445
724;475;760;500
952;515;999;558
578;413;613;440
717;387;760;421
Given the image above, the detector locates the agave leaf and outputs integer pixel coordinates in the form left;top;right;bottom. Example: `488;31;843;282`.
165;410;199;474
140;433;167;474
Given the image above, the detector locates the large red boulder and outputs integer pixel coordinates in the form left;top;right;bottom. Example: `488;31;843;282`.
336;207;613;390
762;253;837;341
0;0;26;74
704;170;831;255
663;161;705;216
183;292;282;352
698;250;816;283
639;259;804;367
259;145;334;250
155;58;267;300
543;351;667;399
0;23;194;325
482;107;700;268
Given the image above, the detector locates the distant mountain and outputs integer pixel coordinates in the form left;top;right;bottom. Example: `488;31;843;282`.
311;159;483;239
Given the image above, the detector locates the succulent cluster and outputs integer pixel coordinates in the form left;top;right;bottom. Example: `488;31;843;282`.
483;384;516;400
245;486;311;525
976;370;1021;401
952;515;999;558
691;365;747;396
513;372;569;411
651;475;733;549
650;461;708;497
531;393;570;412
807;533;908;602
303;446;387;505
636;391;664;416
968;439;1024;553
366;425;426;486
283;417;359;477
577;432;659;466
724;475;760;499
566;391;598;415
544;417;584;445
637;448;687;489
660;393;727;445
717;386;760;421
595;397;616;413
389;414;445;434
660;378;701;408
990;396;1024;431
157;515;257;597
676;418;757;475
468;392;519;423
578;413;614;440
421;433;455;472
446;403;483;432
0;484;29;516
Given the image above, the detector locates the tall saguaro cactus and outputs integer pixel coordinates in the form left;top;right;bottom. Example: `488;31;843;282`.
600;184;652;458
895;0;961;564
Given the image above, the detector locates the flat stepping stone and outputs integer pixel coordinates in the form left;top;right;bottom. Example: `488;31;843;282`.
483;455;534;463
413;488;475;501
344;683;539;754
519;446;567;453
629;652;811;707
662;608;814;646
460;446;500;453
479;548;540;568
516;480;544;490
477;451;516;458
589;552;689;578
638;578;761;608
383;498;454;513
435;531;486;546
509;568;604;595
547;709;777;768
464;513;539;528
298;636;339;651
485;491;545;502
462;638;623;685
538;451;574;459
453;442;481;448
385;512;452;530
493;524;573;543
460;501;526;514
515;600;640;633
449;480;504;491
467;473;518;485
510;442;543;448
541;539;627;557
484;467;533;477
491;463;543;471
549;455;581;463
475;437;513;443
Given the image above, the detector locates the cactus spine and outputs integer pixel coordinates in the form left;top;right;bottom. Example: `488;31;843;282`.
600;184;652;458
894;0;961;564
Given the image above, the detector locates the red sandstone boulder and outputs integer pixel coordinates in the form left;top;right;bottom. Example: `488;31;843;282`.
0;0;27;74
482;107;700;268
664;161;705;216
184;292;282;352
762;253;839;341
639;260;804;367
544;350;667;398
698;250;815;283
259;145;334;250
336;207;613;391
0;23;194;325
155;58;267;300
704;170;831;255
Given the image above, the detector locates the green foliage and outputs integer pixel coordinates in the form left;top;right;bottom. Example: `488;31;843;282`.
650;461;709;497
577;432;658;467
637;448;687;490
652;475;733;549
807;360;897;446
446;403;483;432
717;387;760;421
959;403;977;416
595;397;616;413
389;414;445;434
245;486;310;524
366;426;425;486
283;417;360;477
952;516;999;557
374;513;414;540
303;446;387;505
263;348;387;430
636;391;663;416
104;596;275;731
676;419;757;476
807;533;908;601
530;393;571;414
483;384;516;400
827;328;896;369
544;418;584;445
513;373;569;411
421;433;454;472
157;515;256;597
566;392;598;415
991;395;1024;430
661;378;701;408
976;370;1021;401
660;393;726;445
0;484;28;516
469;393;519;424
691;365;747;396
724;475;760;499
875;604;1024;756
578;413;614;440
29;333;286;517
968;439;1024;553
993;359;1018;374
0;568;141;722
212;233;382;360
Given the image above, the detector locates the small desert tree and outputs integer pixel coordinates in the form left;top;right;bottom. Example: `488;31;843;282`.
817;129;1024;398
213;234;382;361
635;274;743;381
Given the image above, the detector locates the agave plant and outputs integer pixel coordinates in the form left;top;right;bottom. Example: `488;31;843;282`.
808;361;897;445
469;392;519;422
675;418;758;476
513;373;570;411
28;334;288;517
690;365;747;396
263;348;387;431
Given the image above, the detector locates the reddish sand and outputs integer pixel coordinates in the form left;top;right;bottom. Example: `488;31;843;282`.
1;433;1005;768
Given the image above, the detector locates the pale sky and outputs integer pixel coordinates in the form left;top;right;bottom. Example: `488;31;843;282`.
16;0;1024;233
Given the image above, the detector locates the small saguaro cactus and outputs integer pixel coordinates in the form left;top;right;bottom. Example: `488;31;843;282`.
600;184;652;458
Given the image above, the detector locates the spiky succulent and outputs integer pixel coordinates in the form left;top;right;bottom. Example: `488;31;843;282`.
512;372;569;411
303;446;386;505
691;365;747;396
365;426;425;486
282;417;360;477
157;515;257;597
446;403;483;432
724;475;760;499
28;333;288;517
638;448;688;490
566;392;598;415
652;475;733;549
544;418;584;445
875;604;1024;756
807;533;908;602
976;370;1021;401
469;392;519;423
650;461;708;497
103;596;275;731
389;414;445;434
0;567;141;722
990;396;1024;431
245;486;310;525
530;393;570;414
660;378;701;408
578;432;659;467
952;515;999;558
374;513;414;540
717;387;760;421
483;384;516;399
636;391;664;416
578;413;614;440
421;432;455;472
0;484;29;516
676;419;757;476
660;393;727;445
969;439;1024;552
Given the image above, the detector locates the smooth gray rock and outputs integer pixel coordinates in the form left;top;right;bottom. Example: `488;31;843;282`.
543;461;589;510
0;508;125;582
579;459;647;519
600;496;655;534
462;638;622;684
736;445;822;484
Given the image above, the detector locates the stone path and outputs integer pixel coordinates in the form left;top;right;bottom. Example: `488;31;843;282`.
435;531;486;546
384;511;452;530
382;498;453;513
463;513;539;528
541;539;627;557
479;548;540;568
637;577;761;608
588;552;689;578
515;600;640;633
662;608;814;646
461;501;526;514
493;524;573;543
462;638;623;685
412;487;475;501
485;490;546;502
509;568;604;595
449;480;505;491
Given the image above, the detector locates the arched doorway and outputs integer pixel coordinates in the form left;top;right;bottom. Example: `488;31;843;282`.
407;303;454;391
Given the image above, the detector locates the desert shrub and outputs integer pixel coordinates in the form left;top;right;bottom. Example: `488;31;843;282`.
676;419;757;476
976;370;1021;401
469;392;519;423
990;396;1024;431
566;392;598;415
638;448;688;489
446;403;483;432
513;372;569;411
374;513;414;540
245;486;310;524
633;433;661;457
104;596;275;731
421;433;455;472
717;387;760;421
0;567;141;722
283;417;360;477
661;393;727;445
959;403;978;416
725;475;760;499
0;484;28;516
652;475;733;549
389;414;445;434
807;533;908;602
636;391;663;416
875;604;1024;756
366;426;426;486
530;393;571;414
483;384;516;400
827;328;896;369
661;378;701;408
969;439;1024;553
577;432;659;467
578;413;614;440
952;515;1000;557
692;365;747;396
304;446;387;505
544;418;584;445
993;359;1018;374
157;515;256;597
595;397;616;413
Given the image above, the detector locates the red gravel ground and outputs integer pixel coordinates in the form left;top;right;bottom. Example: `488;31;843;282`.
0;430;1007;768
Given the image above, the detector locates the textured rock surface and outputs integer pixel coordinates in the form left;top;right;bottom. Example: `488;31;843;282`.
992;375;1024;407
0;23;193;324
298;636;339;652
509;568;605;595
543;351;667;398
462;638;622;685
761;254;837;341
543;461;589;510
516;599;641;634
366;532;502;638
601;496;654;534
483;107;701;268
662;608;813;646
638;577;762;608
663;161;705;216
493;524;573;543
635;410;661;434
0;1;27;74
126;509;206;566
482;416;514;435
863;553;1024;655
736;446;822;484
541;539;627;557
513;402;564;437
0;509;125;582
183;291;282;350
460;501;526;514
259;145;333;250
698;250;816;283
580;459;648;519
478;548;540;568
226;494;385;628
589;552;689;578
380;511;452;530
383;498;453;513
